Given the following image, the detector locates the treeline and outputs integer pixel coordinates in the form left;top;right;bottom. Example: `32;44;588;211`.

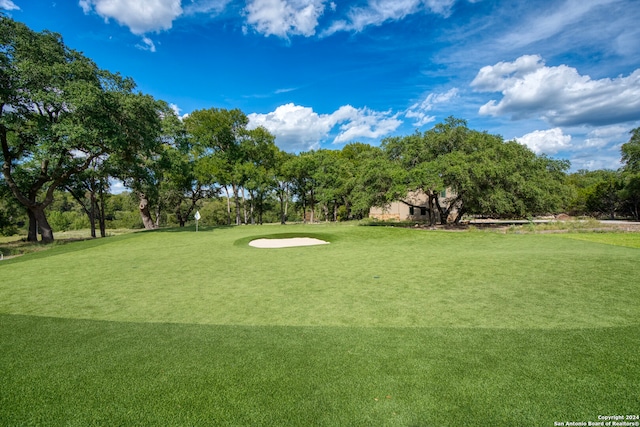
1;17;639;241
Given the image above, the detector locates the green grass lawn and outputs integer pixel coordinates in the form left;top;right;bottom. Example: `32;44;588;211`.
1;224;638;425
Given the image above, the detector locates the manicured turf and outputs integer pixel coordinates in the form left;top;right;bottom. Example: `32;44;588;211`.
1;224;639;425
559;231;640;248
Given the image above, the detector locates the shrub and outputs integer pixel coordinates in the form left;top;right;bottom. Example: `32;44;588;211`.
47;211;72;232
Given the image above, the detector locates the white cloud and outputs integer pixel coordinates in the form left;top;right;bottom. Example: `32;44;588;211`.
136;36;157;52
247;103;401;151
167;103;190;121
183;0;231;15
0;0;19;10
499;0;617;49
471;55;543;92
109;179;128;194
332;106;402;144
472;55;640;127
169;103;181;116
79;0;90;13
275;87;297;94
324;0;455;35
79;0;183;35
248;104;333;151
515;128;572;155
583;124;631;149
569;155;622;171
613;26;640;57
579;159;619;170
423;0;456;16
516;122;639;169
405;88;458;127
244;0;327;38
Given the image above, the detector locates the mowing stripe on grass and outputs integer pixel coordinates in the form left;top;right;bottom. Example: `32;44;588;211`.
557;232;640;248
1;314;638;426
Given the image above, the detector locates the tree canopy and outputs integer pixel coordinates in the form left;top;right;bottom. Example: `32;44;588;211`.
381;117;571;224
4;16;640;241
0;17;166;241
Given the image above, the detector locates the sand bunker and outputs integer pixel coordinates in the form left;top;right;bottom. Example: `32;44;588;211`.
249;237;330;248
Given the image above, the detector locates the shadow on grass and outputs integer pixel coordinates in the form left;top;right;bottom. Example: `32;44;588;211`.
0;226;237;265
149;225;234;233
1;313;639;426
0;232;144;265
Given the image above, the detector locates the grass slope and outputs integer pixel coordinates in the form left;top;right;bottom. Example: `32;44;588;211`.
1;224;639;425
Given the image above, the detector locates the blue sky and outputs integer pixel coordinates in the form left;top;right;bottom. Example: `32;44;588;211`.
2;0;640;171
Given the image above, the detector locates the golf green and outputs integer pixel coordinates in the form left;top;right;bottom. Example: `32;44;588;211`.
1;224;638;425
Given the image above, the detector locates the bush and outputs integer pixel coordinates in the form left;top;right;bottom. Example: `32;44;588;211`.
47;211;72;232
71;216;90;230
0;211;20;236
199;199;230;226
111;211;144;229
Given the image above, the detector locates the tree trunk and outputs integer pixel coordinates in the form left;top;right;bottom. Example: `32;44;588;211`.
280;198;286;224
232;184;241;225
249;191;255;225
284;188;289;223
89;191;97;239
31;205;54;243
309;189;315;223
279;184;289;225
98;186;106;238
27;209;38;242
176;204;186;227
434;194;446;225
138;192;157;230
454;207;466;224
226;188;232;225
343;198;351;221
155;205;161;228
302;198;307;224
279;191;286;224
428;193;437;226
242;189;249;225
66;185;96;238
